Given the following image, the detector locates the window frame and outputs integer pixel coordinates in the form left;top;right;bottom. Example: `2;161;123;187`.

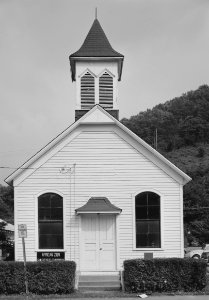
132;189;164;251
35;190;65;252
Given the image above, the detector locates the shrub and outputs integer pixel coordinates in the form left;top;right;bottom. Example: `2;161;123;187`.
124;258;207;293
0;260;76;295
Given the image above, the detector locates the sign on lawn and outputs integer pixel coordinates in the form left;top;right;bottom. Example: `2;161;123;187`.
18;224;27;238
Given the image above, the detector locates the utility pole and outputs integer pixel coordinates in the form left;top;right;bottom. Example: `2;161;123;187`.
154;128;158;150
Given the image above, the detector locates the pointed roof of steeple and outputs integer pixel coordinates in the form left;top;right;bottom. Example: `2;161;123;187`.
70;18;123;58
69;18;124;81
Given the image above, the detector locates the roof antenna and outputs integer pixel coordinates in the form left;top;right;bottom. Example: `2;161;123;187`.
95;7;97;19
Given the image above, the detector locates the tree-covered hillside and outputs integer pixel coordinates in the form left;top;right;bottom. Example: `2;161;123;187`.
121;85;209;245
122;85;209;152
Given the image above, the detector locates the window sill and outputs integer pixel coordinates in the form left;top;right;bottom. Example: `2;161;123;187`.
36;249;66;252
133;248;164;251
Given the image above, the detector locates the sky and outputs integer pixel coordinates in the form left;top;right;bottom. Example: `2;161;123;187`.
0;0;209;185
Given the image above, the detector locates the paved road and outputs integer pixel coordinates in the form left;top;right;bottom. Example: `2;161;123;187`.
1;294;209;300
47;296;209;300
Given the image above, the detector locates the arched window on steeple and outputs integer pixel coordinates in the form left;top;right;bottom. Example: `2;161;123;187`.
99;71;113;109
81;71;95;109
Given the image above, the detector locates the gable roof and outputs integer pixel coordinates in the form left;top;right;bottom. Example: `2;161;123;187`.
5;105;191;186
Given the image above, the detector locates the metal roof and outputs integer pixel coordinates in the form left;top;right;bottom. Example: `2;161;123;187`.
75;197;122;214
70;18;124;58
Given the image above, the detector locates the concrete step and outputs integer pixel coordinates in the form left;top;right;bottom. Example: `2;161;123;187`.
79;281;120;287
79;275;120;282
78;273;121;291
80;271;120;275
79;285;121;291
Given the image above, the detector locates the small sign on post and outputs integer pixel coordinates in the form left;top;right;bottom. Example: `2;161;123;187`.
18;224;29;296
18;224;27;238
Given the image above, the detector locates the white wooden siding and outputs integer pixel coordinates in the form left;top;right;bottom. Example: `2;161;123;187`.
14;126;182;266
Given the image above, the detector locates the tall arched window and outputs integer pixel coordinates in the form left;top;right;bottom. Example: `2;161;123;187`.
135;191;161;248
99;72;113;108
38;193;63;249
81;71;95;109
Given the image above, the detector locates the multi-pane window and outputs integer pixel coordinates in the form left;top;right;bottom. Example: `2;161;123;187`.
81;71;95;109
135;192;161;248
38;193;63;249
99;72;113;108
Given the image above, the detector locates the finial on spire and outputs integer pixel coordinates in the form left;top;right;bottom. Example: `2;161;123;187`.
95;7;97;19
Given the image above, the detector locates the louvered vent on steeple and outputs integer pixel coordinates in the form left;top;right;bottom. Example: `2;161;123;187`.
99;72;113;109
70;17;123;121
81;72;95;109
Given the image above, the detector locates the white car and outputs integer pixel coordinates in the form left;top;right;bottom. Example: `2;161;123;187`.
185;244;209;259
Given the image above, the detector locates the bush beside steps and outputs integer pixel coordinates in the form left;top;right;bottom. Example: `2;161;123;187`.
124;258;207;293
0;260;76;295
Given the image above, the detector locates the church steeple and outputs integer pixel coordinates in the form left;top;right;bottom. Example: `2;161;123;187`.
69;17;124;121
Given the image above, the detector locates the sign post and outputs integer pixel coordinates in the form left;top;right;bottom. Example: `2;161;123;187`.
18;224;29;296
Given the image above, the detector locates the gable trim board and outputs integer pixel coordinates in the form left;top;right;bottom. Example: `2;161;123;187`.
5;105;191;187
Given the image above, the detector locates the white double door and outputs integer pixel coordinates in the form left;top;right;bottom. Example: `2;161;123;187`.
81;214;116;271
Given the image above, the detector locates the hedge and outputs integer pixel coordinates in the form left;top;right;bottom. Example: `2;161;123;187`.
0;260;76;295
124;258;207;293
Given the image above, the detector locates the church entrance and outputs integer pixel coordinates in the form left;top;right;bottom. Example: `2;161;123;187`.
80;214;116;271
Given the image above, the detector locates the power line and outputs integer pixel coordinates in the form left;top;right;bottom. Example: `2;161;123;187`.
0;166;72;170
0;166;34;170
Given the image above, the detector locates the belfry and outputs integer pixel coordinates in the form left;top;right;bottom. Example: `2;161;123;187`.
69;17;124;121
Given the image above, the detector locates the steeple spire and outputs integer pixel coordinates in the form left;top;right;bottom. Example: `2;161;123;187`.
69;18;124;81
69;16;124;121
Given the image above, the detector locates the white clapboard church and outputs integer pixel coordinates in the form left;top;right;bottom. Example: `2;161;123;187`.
6;17;191;273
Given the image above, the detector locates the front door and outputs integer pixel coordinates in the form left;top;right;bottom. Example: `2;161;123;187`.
80;214;116;271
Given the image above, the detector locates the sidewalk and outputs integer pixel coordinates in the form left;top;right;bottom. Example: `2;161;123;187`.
46;296;209;300
1;293;209;300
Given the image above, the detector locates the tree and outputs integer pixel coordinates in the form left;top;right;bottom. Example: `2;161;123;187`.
0;221;14;260
0;184;14;224
121;84;209;151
